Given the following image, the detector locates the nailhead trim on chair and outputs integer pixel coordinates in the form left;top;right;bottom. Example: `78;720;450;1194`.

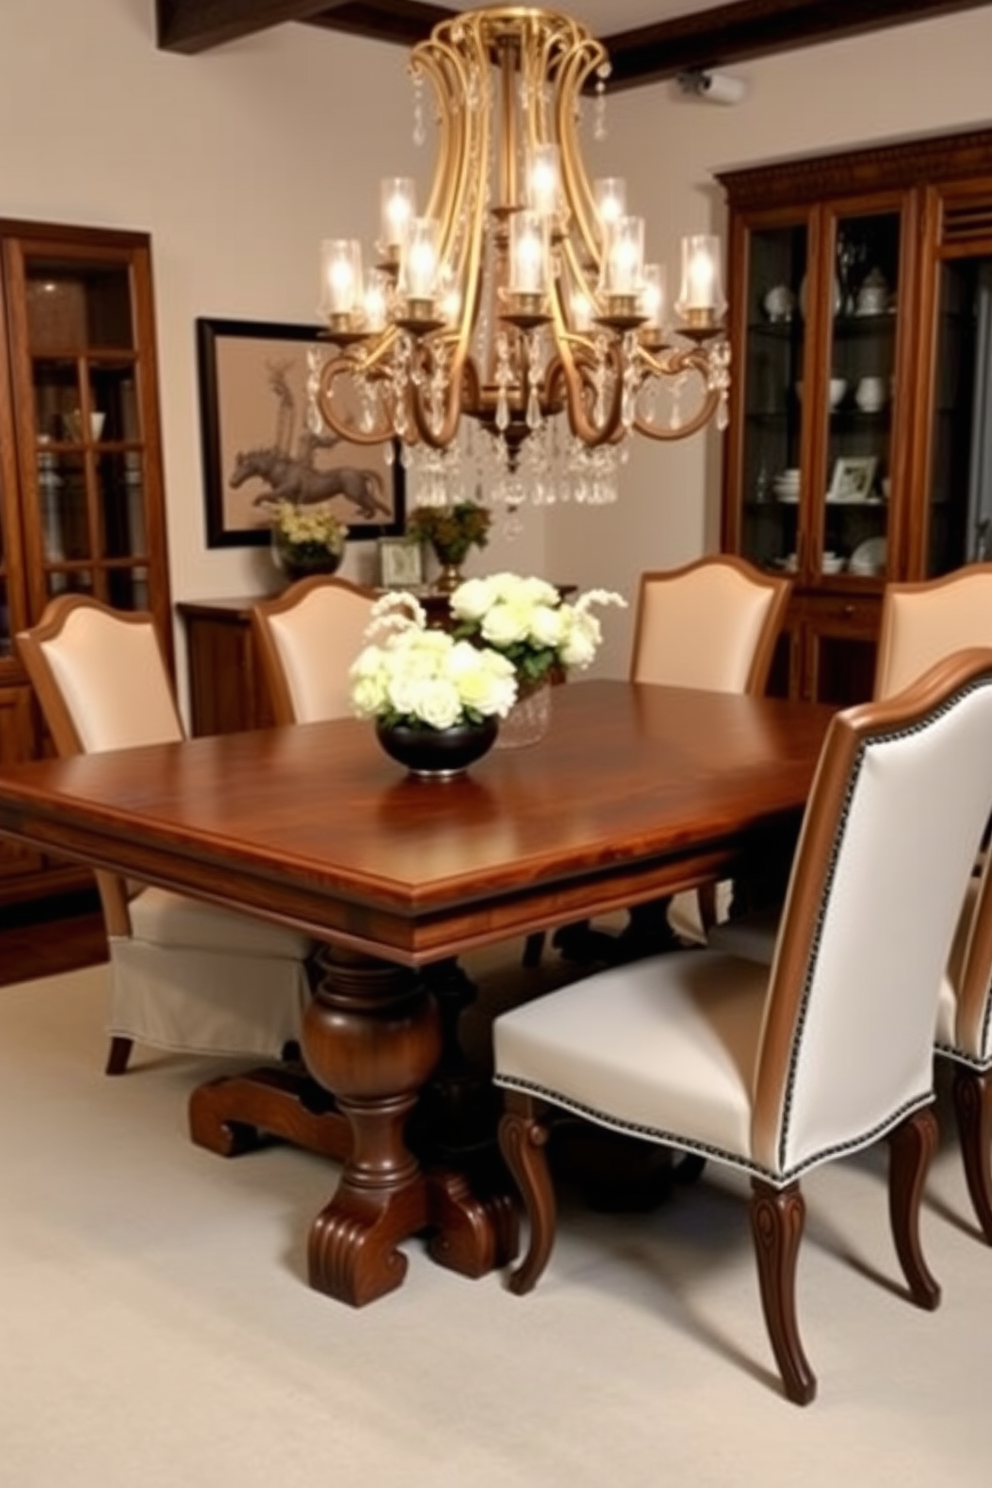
493;1074;935;1189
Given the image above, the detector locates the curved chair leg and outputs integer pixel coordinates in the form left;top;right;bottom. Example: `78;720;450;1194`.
498;1094;556;1296
750;1179;815;1406
105;1036;133;1076
952;1067;992;1245
888;1105;941;1308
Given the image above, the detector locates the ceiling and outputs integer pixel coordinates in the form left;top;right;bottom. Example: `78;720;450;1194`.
155;1;992;90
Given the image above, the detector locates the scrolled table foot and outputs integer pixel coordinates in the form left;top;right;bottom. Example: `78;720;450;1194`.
425;1169;519;1278
308;1181;429;1306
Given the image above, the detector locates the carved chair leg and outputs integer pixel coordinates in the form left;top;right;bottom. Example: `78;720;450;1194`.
750;1179;815;1406
887;1105;941;1308
498;1092;556;1296
105;1036;133;1076
952;1066;992;1245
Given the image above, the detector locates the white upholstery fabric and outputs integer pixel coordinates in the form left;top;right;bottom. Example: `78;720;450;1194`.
265;586;374;723
632;568;777;692
496;667;992;1185
109;892;311;1058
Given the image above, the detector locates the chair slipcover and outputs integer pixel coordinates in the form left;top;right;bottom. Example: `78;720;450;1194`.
17;596;313;1070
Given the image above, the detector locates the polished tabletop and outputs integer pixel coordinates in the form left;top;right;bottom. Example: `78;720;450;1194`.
0;680;832;965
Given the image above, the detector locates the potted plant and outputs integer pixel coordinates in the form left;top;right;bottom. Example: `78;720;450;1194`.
447;572;627;746
406;500;491;592
349;592;517;776
270;499;348;582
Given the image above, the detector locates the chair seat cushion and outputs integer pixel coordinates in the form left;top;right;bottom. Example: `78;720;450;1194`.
495;949;770;1167
129;886;313;957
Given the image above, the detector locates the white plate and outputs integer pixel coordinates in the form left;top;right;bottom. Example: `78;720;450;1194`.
849;536;887;574
775;491;799;503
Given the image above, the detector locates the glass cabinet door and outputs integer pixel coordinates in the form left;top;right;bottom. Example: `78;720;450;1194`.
927;255;992;574
818;208;901;584
9;242;154;615
736;221;809;577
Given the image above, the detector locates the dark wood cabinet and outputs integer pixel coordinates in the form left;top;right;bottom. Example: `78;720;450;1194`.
718;128;992;704
178;598;276;736
0;220;172;903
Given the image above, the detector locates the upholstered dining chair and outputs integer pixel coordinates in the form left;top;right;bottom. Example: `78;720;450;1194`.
16;595;314;1076
533;555;791;968
493;650;992;1404
250;573;378;726
712;565;992;1237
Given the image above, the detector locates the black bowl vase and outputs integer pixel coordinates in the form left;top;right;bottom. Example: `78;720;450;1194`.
375;716;498;779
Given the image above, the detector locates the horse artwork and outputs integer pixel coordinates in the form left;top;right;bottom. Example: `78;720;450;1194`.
229;444;392;521
198;317;403;548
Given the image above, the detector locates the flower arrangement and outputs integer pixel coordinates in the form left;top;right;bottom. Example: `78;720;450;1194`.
406;501;492;564
270;499;347;573
448;573;627;687
350;593;518;731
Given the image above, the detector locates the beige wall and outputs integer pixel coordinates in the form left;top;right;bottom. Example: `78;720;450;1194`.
2;1;992;690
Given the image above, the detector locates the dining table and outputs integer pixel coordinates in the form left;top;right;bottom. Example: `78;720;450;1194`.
0;679;833;1307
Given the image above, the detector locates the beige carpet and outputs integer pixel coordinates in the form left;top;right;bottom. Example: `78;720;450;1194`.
1;952;988;1487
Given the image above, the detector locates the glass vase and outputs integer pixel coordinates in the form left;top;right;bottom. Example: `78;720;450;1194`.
496;678;552;749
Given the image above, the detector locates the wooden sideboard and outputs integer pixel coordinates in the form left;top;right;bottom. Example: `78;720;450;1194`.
178;598;276;736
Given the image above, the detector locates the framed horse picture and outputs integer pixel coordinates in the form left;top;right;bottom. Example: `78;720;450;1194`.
196;317;405;547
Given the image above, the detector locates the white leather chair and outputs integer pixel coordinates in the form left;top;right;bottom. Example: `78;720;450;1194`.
17;596;314;1075
535;556;791;967
250;574;377;726
494;650;992;1404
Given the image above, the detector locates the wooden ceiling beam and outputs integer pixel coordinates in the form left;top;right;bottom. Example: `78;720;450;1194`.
602;0;992;90
156;0;992;86
155;0;347;55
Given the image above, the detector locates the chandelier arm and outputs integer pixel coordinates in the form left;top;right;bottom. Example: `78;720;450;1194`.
544;340;624;449
555;37;609;263
316;356;397;447
632;388;722;441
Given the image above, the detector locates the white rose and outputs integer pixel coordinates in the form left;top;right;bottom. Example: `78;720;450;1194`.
559;610;602;669
480;600;531;648
528;603;565;648
449;576;498;623
415;679;463;730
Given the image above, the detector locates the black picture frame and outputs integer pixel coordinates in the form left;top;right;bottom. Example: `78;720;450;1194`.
196;316;405;548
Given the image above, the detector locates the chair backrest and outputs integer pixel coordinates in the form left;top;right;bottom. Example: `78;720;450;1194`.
16;595;185;937
251;574;378;725
629;556;791;694
16;595;183;755
874;564;992;700
749;649;992;1178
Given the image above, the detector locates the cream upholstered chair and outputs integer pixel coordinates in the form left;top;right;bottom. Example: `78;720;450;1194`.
874;563;992;701
250;573;377;727
17;595;314;1076
629;554;791;694
537;556;791;968
494;650;992;1404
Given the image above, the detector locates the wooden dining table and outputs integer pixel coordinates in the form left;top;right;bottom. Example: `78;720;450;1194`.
0;679;833;1307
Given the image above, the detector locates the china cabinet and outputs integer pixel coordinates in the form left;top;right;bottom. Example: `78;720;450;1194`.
0;220;172;903
718;128;992;704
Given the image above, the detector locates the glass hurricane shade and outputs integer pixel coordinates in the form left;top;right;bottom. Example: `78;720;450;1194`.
676;235;726;320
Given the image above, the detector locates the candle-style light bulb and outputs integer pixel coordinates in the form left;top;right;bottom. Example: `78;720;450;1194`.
379;177;416;259
318;239;364;324
509;211;547;295
527;145;560;219
399;217;440;302
676;234;725;322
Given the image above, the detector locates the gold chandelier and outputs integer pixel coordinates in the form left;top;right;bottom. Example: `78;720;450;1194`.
310;5;730;509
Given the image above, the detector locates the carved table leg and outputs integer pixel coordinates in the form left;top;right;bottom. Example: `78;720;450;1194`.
303;946;514;1306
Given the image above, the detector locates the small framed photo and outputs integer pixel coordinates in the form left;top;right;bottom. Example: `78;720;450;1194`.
828;455;877;503
379;537;424;589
